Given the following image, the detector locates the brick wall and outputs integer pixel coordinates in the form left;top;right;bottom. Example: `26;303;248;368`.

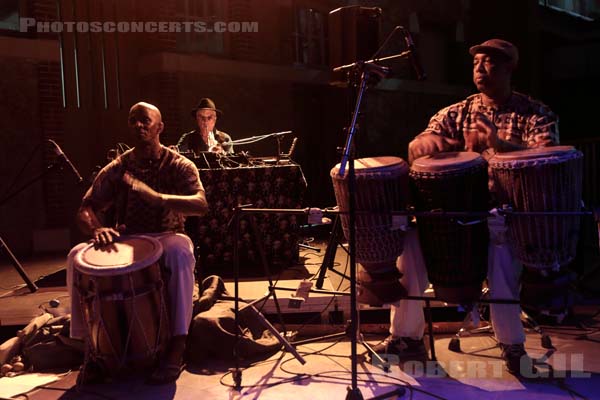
0;59;46;253
37;61;67;228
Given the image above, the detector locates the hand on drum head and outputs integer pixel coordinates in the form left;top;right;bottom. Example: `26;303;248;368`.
92;225;125;246
408;134;461;163
464;112;498;153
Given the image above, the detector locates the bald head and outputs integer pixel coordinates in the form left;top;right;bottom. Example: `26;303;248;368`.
130;102;162;122
128;102;164;145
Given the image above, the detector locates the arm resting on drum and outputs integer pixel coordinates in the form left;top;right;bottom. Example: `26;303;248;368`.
76;205;123;245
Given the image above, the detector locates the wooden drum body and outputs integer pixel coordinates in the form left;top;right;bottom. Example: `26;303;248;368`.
489;146;583;270
331;157;409;305
73;235;170;376
410;152;489;304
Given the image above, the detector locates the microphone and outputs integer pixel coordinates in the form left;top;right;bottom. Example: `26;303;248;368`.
49;140;83;183
402;29;427;81
361;61;391;78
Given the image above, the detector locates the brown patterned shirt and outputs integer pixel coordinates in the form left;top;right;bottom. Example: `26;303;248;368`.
420;92;559;147
82;146;204;234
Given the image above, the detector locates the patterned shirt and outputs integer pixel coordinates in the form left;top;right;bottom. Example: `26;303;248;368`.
420;92;559;147
82;146;204;234
176;129;234;154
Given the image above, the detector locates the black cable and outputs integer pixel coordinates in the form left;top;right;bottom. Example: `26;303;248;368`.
218;352;308;389
274;341;421;399
218;337;346;389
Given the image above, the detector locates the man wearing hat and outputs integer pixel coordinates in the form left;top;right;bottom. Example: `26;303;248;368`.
373;39;559;378
177;98;234;155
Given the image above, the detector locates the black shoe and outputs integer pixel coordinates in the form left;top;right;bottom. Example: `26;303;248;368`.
371;335;427;360
499;343;538;378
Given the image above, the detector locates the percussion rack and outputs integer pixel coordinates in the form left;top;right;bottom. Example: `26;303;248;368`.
235;206;595;218
229;205;597;365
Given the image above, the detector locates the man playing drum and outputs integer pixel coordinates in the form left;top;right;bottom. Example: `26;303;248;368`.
374;39;559;377
67;102;208;384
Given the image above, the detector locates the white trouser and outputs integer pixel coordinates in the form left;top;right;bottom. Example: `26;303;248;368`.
389;211;525;345
68;232;195;339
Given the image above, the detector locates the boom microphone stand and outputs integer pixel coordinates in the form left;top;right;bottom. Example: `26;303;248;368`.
334;65;406;400
0;141;73;294
0;139;83;292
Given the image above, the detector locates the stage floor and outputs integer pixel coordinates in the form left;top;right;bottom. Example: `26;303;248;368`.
1;240;600;399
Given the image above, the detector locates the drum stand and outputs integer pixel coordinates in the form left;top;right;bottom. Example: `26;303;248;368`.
315;215;350;290
447;289;555;353
448;208;596;353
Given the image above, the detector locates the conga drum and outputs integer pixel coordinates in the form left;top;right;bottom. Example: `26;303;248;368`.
331;157;409;305
73;235;170;376
489;146;583;270
410;152;489;304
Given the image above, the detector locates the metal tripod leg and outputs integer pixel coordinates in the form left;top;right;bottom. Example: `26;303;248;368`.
521;309;554;349
448;303;492;353
315;215;347;289
0;236;38;293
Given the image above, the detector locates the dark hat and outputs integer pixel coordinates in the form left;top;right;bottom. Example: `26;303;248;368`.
191;98;223;118
469;38;519;67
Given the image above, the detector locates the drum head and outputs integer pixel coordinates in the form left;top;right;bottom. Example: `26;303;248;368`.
75;235;163;276
410;151;484;173
331;156;408;178
489;145;577;162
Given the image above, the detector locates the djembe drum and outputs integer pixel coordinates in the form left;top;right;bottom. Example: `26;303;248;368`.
410;152;489;304
73;235;170;376
489;146;584;270
331;157;409;305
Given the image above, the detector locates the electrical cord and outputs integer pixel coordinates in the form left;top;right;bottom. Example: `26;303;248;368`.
218;338;344;389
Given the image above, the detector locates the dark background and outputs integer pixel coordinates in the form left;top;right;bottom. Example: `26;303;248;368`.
0;0;598;256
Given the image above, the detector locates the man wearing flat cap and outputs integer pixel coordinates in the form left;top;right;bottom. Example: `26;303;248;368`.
373;39;559;378
408;38;558;161
177;98;234;155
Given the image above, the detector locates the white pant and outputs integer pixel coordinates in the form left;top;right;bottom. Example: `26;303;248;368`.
68;232;195;339
389;211;525;345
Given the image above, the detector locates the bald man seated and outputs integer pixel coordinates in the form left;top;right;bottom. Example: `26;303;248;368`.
67;102;208;384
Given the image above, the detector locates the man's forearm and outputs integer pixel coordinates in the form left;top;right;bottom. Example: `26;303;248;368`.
76;206;103;236
160;193;208;216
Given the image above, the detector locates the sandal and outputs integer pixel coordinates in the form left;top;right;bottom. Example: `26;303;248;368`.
147;362;186;385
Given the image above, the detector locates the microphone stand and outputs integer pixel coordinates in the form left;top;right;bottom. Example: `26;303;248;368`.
317;26;420;295
0;158;70;293
1;139;85;293
337;68;405;400
229;204;306;392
